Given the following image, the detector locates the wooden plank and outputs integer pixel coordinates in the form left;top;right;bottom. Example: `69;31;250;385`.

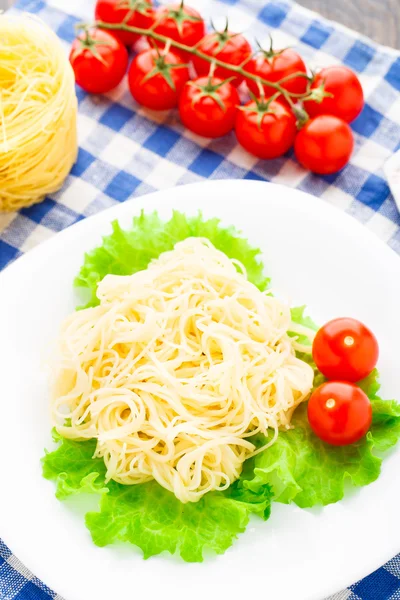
298;0;400;48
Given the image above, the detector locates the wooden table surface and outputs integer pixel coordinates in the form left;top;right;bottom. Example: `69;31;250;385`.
299;0;400;49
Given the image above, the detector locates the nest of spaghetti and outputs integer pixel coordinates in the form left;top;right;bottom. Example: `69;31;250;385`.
0;15;77;212
51;238;314;503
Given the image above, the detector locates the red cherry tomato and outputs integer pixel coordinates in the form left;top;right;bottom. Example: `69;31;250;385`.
312;318;379;382
95;0;154;46
235;100;297;159
69;29;129;94
153;3;205;54
294;115;353;175
128;48;189;110
303;66;364;123
307;381;372;446
192;30;252;86
244;49;308;98
179;76;240;138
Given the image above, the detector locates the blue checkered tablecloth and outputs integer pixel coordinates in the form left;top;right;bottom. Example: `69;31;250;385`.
1;0;400;598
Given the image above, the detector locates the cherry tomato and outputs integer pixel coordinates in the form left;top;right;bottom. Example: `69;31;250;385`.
69;29;129;94
303;66;364;123
294;115;353;174
235;100;297;159
192;30;252;86
153;3;205;53
308;381;372;446
95;0;154;46
128;48;189;110
244;49;308;98
312;318;379;382
179;76;240;138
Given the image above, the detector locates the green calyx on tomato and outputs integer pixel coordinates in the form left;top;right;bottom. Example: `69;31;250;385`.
116;0;152;16
244;41;309;99
187;75;235;111
74;28;114;64
304;79;334;105
239;91;283;129
161;0;203;36
255;36;289;62
295;77;345;131
70;27;129;94
142;51;189;90
209;18;241;53
303;66;364;123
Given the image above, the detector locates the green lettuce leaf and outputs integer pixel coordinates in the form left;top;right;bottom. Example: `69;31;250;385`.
290;305;319;334
86;479;272;562
75;211;269;308
42;434;272;561
360;371;400;452
42;433;107;500
247;370;400;508
358;369;381;398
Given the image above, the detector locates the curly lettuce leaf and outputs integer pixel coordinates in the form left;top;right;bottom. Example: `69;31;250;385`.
290;305;319;333
75;211;269;308
360;371;400;452
42;434;272;561
247;370;400;508
42;433;107;500
86;478;272;562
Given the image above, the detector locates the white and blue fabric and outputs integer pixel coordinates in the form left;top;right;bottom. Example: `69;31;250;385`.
1;0;400;598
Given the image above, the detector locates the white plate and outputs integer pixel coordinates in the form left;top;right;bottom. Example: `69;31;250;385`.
0;180;399;600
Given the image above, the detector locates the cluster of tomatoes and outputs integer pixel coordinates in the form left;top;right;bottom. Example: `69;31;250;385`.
308;318;379;446
69;0;365;175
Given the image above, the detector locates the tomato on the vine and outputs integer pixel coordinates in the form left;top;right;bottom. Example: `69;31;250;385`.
179;76;239;138
192;26;252;86
235;99;297;159
312;318;379;382
307;381;372;446
95;0;154;46
304;66;364;123
244;47;308;98
153;3;205;53
294;115;353;174
128;48;189;110
69;29;129;94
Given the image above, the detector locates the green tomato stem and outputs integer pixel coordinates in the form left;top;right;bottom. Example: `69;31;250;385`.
95;20;315;104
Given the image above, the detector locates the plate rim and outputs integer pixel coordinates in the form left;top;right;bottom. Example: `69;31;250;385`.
2;179;399;282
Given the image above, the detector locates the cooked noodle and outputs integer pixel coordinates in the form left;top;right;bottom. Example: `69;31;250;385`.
51;238;314;503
